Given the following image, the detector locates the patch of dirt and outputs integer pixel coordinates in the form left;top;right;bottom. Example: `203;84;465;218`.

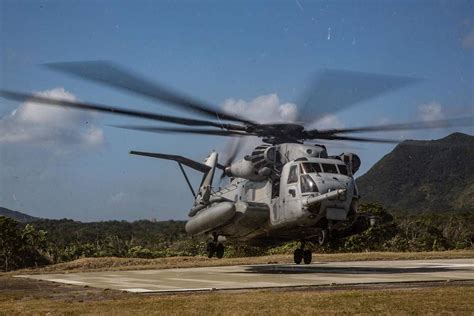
0;275;127;302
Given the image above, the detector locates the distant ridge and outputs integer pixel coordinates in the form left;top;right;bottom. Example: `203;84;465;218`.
0;207;41;223
356;132;474;213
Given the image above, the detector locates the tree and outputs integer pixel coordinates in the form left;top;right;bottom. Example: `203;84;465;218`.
0;216;50;271
0;216;22;271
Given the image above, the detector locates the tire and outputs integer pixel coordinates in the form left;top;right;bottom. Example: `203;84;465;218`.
318;229;328;246
303;250;312;264
293;248;303;264
207;242;216;258
216;243;225;259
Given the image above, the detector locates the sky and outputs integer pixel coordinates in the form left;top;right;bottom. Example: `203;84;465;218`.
1;0;473;221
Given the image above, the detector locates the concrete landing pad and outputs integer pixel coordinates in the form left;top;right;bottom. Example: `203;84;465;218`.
17;259;474;293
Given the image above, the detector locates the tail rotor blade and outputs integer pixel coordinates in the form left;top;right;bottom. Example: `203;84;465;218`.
219;137;244;185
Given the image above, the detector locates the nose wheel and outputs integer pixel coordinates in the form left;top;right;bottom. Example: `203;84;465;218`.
293;242;312;264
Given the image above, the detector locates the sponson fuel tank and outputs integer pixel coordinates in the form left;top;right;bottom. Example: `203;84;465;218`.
185;202;235;235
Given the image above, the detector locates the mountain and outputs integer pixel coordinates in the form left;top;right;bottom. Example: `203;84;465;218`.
0;207;41;223
356;132;474;213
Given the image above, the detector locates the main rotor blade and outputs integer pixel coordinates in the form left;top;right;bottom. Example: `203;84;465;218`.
310;116;474;136
110;125;254;137
45;61;257;126
298;70;420;123
316;135;400;144
306;140;368;151
0;90;244;129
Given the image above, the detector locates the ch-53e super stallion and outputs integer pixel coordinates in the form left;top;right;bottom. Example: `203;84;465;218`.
2;61;472;264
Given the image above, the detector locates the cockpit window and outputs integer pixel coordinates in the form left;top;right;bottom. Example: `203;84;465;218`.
337;164;348;175
300;162;322;174
321;163;338;174
287;165;298;184
300;175;319;193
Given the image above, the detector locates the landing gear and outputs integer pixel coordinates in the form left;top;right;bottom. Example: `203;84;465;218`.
303;249;312;264
206;233;225;259
293;241;312;265
216;243;225;259
293;248;303;264
318;229;328;246
206;241;216;258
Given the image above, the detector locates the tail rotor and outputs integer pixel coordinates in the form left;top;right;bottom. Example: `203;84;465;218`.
218;138;244;186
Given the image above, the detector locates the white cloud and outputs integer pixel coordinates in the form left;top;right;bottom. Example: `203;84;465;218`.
222;93;298;123
0;88;104;151
219;94;298;165
311;114;344;130
219;93;346;165
221;93;345;130
418;101;444;121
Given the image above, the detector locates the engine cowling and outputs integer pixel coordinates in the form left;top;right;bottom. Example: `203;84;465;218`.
339;152;361;175
225;144;273;180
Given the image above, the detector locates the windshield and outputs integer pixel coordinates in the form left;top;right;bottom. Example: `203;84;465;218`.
301;162;350;176
337;164;349;175
321;163;338;174
300;162;322;174
300;175;319;193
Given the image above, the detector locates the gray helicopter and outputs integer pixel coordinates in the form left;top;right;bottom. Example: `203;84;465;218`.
2;61;472;264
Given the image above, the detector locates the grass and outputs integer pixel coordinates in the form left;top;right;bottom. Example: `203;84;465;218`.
9;249;474;275
0;280;473;315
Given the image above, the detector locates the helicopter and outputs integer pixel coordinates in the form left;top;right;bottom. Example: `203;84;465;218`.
1;61;472;264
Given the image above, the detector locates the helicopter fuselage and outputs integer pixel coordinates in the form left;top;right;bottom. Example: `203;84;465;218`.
185;156;358;246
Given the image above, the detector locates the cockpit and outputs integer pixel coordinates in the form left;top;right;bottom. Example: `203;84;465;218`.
285;160;352;196
300;162;349;176
272;158;354;199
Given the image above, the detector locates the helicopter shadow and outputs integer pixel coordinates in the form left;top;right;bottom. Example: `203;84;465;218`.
237;264;467;275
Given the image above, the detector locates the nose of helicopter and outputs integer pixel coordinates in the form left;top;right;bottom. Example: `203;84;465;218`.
312;173;353;194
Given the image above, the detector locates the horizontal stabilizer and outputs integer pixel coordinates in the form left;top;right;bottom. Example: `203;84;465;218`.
130;150;215;173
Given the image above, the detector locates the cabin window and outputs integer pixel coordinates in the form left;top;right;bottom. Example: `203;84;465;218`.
300;162;322;174
337;164;348;175
321;163;338;174
287;165;298;184
300;175;319;193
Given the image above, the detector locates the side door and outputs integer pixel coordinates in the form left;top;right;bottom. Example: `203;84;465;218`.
280;164;300;222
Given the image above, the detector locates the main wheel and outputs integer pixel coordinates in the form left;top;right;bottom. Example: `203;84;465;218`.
303;250;312;264
207;241;216;258
216;243;225;259
293;248;303;264
318;229;328;246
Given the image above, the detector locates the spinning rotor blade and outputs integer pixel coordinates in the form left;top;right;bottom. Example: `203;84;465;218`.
298;70;420;123
310;116;474;135
223;137;244;166
306;140;367;151
46;61;257;126
110;125;253;137
219;137;244;184
316;135;400;144
0;90;242;129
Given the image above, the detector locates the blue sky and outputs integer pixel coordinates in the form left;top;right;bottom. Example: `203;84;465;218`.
1;0;473;221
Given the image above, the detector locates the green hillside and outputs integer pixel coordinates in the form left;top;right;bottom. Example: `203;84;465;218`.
356;132;474;213
0;207;41;223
